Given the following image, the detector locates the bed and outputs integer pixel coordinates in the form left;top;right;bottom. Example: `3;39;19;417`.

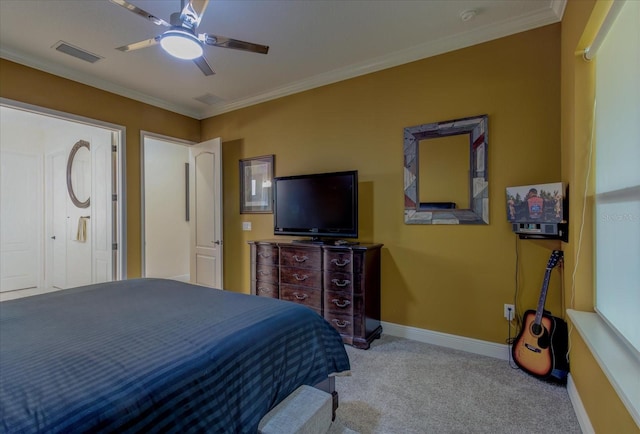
0;278;350;433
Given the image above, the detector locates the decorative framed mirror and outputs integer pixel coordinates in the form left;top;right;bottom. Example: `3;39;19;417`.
67;139;91;208
404;114;488;224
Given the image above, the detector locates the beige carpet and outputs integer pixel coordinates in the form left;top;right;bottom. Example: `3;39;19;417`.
328;335;581;434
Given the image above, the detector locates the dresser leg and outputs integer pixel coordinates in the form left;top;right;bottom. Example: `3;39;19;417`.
351;325;383;349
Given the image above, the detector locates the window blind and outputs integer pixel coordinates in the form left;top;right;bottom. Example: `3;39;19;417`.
593;0;640;354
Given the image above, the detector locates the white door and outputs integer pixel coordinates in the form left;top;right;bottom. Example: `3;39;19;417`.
0;151;42;292
65;141;92;289
91;136;113;283
48;150;68;289
189;138;223;288
0;104;124;293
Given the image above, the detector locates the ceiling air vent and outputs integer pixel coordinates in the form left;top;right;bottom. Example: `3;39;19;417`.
194;93;224;106
52;41;103;64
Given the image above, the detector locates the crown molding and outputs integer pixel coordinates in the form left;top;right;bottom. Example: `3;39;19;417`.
551;0;568;20
2;0;566;120
0;48;201;119
201;0;566;118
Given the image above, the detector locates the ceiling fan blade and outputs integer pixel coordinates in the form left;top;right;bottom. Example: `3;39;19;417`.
109;0;170;27
193;56;215;76
116;37;160;52
202;34;269;55
180;0;210;29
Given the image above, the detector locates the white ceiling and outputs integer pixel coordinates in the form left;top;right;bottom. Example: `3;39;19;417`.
0;0;565;120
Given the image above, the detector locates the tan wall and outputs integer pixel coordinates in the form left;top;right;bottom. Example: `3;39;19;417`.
0;59;201;277
420;134;469;207
203;24;564;345
560;1;639;432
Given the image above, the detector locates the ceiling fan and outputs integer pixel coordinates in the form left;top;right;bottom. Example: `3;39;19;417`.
109;0;269;76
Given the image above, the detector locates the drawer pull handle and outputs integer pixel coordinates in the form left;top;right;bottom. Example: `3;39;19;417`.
258;270;270;276
331;258;351;267
332;298;351;308
258;286;270;293
293;273;309;281
258;252;271;258
293;292;308;300
331;278;350;287
332;319;351;328
293;255;308;263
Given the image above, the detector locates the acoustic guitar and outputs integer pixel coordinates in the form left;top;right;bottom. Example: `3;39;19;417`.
512;250;569;383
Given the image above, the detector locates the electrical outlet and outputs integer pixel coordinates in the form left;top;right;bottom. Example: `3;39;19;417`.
504;304;515;321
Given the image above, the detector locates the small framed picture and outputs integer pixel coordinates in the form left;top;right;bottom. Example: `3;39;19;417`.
240;155;274;213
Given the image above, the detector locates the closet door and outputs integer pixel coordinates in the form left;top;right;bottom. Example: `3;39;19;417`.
1;151;42;292
91;136;113;283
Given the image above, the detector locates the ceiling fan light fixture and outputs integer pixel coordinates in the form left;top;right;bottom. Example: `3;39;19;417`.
160;29;203;60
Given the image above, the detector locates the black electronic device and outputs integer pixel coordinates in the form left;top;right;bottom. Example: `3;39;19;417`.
273;170;358;243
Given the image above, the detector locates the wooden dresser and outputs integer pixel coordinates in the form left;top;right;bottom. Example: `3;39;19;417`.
249;240;383;349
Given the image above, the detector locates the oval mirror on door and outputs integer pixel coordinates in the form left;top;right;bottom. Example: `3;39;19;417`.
67;140;91;208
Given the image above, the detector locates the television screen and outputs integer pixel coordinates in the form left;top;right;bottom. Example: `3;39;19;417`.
505;182;565;223
274;170;358;240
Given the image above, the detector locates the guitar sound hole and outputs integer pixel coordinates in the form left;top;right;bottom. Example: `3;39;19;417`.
530;323;551;349
531;323;543;336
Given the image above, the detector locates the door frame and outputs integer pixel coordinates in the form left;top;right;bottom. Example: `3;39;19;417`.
1;97;127;281
140;131;194;278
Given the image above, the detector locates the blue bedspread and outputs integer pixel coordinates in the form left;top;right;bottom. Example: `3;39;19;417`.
0;279;350;433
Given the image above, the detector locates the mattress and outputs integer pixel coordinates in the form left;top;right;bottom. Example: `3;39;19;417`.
0;278;350;433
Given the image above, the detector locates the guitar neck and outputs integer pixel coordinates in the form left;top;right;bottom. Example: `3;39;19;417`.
534;269;552;325
533;250;562;326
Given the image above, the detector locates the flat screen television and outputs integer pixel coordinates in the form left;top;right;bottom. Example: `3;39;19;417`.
505;182;568;241
273;170;358;242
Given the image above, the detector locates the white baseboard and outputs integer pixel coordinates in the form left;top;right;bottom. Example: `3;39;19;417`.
567;374;595;434
381;321;593;431
381;321;511;361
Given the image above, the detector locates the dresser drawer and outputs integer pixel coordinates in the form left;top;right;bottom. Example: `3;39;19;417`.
255;264;278;284
255;282;279;298
323;249;353;273
324;311;354;337
280;267;322;288
280;247;321;269
323;271;353;293
256;244;279;265
323;290;354;316
280;284;321;310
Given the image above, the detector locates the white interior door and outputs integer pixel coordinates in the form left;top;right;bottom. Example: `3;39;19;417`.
189;138;223;288
65;141;92;289
49;150;67;289
0;151;42;292
91;136;113;283
0;103;125;299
